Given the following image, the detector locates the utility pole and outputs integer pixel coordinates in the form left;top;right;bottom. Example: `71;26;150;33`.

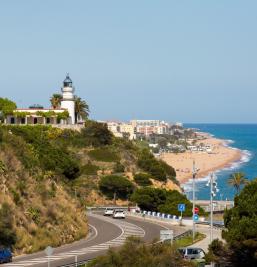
192;160;196;241
210;173;213;243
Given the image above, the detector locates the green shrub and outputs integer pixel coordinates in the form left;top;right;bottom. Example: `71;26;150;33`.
87;237;191;267
81;163;99;175
131;187;204;216
0;203;17;248
134;173;152;186
5;126;80;179
222;179;257;266
27;207;41;224
137;149;177;183
99;175;134;200
10;188;21;205
88;148;120;162
82;120;113;146
113;162;125;173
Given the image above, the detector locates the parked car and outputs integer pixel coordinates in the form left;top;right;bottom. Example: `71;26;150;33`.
113;209;126;219
104;208;114;216
178;247;205;260
0;248;12;263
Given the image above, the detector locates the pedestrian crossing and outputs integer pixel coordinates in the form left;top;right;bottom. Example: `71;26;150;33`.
4;213;145;267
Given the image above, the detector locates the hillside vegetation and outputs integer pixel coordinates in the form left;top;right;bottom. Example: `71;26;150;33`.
0;121;182;254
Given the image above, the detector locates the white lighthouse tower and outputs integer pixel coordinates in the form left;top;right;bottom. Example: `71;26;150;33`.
61;74;75;124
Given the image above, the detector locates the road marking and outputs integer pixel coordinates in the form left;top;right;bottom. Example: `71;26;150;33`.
4;214;145;267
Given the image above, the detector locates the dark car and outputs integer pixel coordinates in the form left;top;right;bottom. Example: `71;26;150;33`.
0;248;12;263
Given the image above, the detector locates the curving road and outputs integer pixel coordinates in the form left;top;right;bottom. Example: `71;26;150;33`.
3;212;175;267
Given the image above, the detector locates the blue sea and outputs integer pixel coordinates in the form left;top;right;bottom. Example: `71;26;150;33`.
183;124;257;201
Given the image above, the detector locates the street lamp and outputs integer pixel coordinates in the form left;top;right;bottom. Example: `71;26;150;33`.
206;173;219;243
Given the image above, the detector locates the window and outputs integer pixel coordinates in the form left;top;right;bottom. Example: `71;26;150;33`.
46;118;50;124
21;118;25;124
10;117;15;124
34;118;38;124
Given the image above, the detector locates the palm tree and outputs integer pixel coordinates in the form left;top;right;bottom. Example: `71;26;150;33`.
74;96;89;123
228;172;248;195
50;94;62;109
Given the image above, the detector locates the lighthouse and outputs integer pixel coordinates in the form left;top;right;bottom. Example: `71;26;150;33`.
61;74;75;124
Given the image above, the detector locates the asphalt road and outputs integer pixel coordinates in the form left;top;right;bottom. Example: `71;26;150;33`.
3;212;171;267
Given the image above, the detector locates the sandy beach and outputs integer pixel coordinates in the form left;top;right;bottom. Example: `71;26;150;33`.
161;136;242;184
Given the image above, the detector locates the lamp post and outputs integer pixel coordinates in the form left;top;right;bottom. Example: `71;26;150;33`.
192;160;197;241
206;173;219;244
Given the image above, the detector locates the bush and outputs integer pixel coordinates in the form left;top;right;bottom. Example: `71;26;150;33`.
0;203;17;248
81;163;99;175
134;173;152;186
137;149;176;182
222;179;257;266
82;120;113;146
113;162;125;173
10;188;21;205
99;175;134;200
131;187;204;216
4;126;80;179
87;237;191;267
88;148;120;162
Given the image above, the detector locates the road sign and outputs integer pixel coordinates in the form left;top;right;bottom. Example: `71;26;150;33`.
160;230;174;242
193;214;199;221
178;204;185;212
194;207;199;214
45;246;53;256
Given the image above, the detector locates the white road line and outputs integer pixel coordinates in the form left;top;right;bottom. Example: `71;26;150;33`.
4;214;146;267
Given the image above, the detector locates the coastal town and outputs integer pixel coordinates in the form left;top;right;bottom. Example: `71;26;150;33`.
0;1;256;266
1;74;242;188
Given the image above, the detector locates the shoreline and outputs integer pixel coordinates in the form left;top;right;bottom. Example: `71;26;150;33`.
160;134;243;184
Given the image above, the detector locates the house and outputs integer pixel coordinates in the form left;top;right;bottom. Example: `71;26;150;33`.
6;74;76;125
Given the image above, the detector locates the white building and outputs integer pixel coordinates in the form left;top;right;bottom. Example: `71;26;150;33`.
6;74;76;125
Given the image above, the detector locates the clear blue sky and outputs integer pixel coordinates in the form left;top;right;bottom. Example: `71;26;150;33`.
0;0;256;123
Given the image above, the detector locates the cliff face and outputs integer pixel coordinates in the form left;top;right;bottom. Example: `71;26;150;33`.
0;127;88;254
0;124;179;254
0;136;88;255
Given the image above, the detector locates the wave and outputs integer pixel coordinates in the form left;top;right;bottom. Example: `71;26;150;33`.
224;139;235;145
181;149;252;193
220;149;252;172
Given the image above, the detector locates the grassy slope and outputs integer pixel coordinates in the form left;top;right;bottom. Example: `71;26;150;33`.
0;124;180;254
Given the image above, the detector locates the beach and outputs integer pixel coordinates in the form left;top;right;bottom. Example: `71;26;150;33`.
161;135;242;184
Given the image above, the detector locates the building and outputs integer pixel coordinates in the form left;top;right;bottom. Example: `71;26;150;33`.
131;120;170;136
105;121;136;140
6;74;76;125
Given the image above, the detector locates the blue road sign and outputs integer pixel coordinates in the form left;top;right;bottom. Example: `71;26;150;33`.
178;204;186;212
193;214;199;221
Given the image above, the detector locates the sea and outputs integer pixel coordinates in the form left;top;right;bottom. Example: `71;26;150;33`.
183;124;257;201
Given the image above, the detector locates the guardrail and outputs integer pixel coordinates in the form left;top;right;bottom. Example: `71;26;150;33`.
173;229;193;240
127;210;206;226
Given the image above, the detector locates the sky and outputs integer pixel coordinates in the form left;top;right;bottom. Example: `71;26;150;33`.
0;0;257;123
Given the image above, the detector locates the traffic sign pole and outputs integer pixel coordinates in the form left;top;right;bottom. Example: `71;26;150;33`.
45;246;53;267
178;204;185;226
75;255;78;267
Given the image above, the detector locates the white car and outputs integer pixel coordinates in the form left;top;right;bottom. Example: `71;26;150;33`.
113;209;126;219
104;208;114;216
